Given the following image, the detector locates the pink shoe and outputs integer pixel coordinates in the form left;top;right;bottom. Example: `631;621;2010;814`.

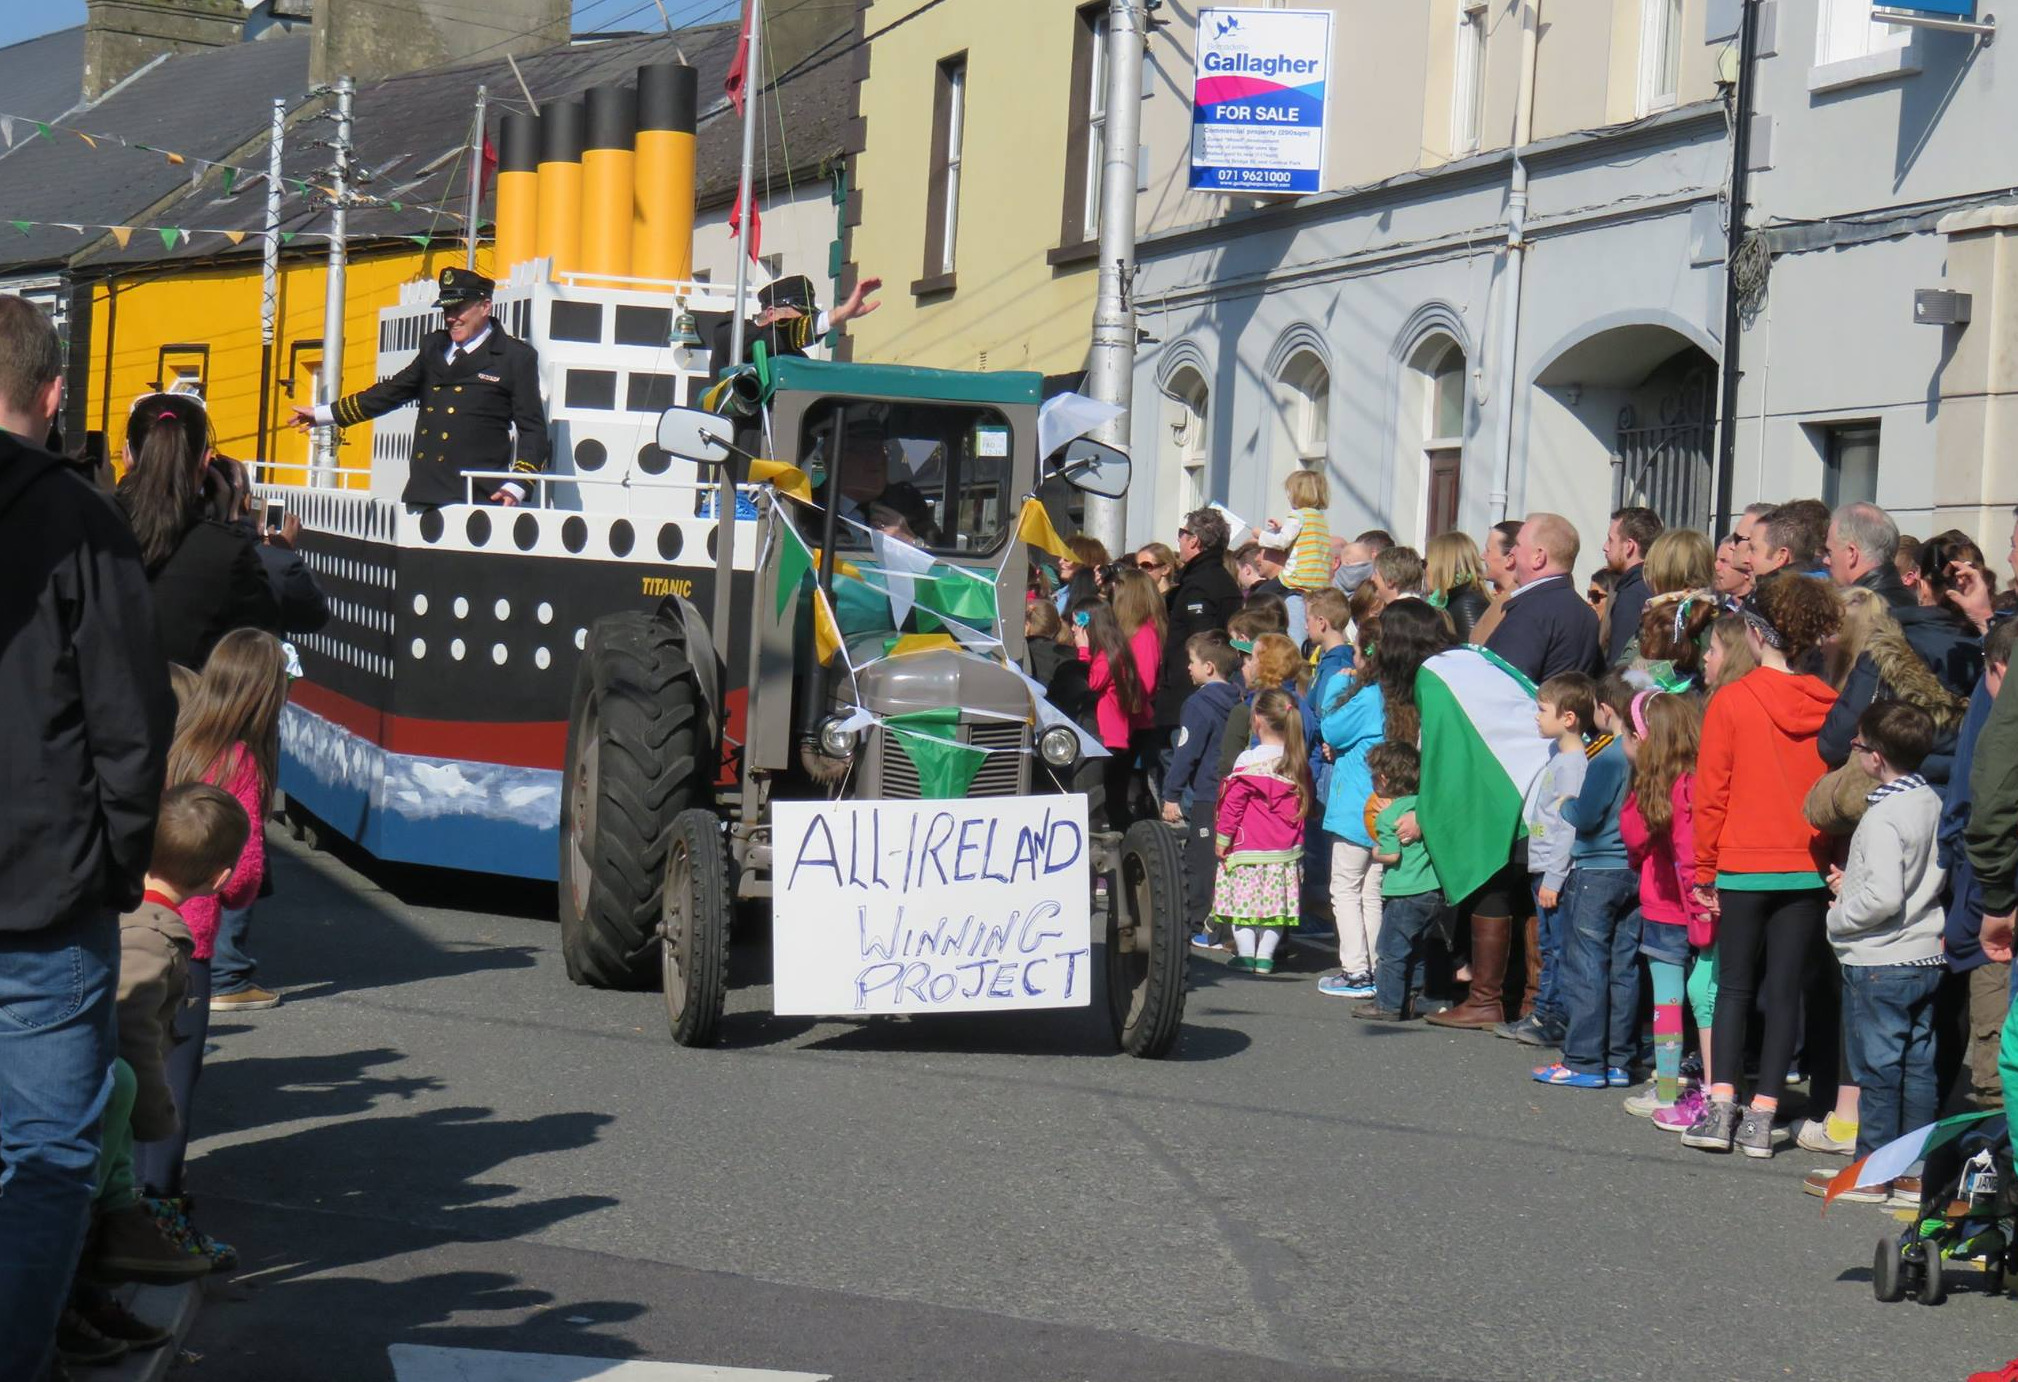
1652;1087;1706;1133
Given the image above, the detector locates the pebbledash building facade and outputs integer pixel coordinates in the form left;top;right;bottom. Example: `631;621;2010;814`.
1116;0;2018;557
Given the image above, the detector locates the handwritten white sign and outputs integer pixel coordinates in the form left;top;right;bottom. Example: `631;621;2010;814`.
771;796;1093;1016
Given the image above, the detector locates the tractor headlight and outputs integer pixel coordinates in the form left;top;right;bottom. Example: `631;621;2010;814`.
818;715;860;759
1038;724;1081;768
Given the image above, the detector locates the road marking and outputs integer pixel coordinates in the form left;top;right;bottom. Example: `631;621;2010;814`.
388;1344;831;1382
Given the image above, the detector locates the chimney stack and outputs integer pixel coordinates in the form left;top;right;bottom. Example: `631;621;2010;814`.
83;0;245;102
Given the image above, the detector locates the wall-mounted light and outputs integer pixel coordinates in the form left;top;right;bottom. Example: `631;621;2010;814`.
1914;288;1972;325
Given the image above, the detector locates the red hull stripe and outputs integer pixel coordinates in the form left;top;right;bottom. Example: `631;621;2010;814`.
289;679;567;771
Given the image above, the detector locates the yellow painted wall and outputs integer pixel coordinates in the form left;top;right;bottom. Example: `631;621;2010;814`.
848;0;1095;375
90;241;474;487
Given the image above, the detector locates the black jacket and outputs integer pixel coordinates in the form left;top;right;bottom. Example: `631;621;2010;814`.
253;533;330;634
0;431;175;931
1155;551;1241;724
332;325;548;508
1486;574;1602;683
1855;564;1916;612
1893;603;1983;700
1444;584;1490;643
1606;563;1651;666
145;518;283;669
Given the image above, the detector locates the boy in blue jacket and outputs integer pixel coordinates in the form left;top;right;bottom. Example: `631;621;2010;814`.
1163;633;1245;950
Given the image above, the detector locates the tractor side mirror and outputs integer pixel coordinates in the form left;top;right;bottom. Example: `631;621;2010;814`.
655;407;736;467
1051;437;1131;500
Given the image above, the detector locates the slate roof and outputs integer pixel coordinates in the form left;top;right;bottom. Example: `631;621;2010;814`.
0;32;310;273
73;23;856;269
0;25;86;125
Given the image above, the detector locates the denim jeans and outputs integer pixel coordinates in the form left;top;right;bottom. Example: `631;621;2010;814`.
1531;878;1566;1026
210;900;257;995
1374;891;1446;1014
0;911;119;1382
1558;869;1644;1076
1841;962;1944;1160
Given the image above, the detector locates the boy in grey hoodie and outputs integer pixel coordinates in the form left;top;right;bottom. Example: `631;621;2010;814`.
1825;700;1948;1177
1498;672;1594;1048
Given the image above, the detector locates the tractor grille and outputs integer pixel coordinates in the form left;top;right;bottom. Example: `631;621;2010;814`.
874;721;1029;799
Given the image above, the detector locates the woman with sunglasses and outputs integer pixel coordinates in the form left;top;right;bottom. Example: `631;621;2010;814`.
1135;542;1177;595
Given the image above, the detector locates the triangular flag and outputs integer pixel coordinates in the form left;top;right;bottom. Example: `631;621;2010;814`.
725;0;753;115
165;150;185;166
407;235;430;248
1015;496;1077;564
8;221;29;236
110;226;133;249
870;527;939;631
390;200;403;212
57;223;82;234
157;228;180;250
746;457;812;505
888;634;963;657
34;121;52;142
223;230;246;245
222;167;237;196
885;709;990;799
775;520;813;619
288;178;308;194
280;231;297;245
810;584;844;666
0;116;13;147
75;131;96;149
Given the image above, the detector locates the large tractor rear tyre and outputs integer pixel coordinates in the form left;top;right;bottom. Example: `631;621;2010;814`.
559;611;712;989
661;808;731;1047
1106;820;1189;1059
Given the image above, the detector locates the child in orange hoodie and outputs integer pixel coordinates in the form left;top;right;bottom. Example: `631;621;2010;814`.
1682;576;1841;1159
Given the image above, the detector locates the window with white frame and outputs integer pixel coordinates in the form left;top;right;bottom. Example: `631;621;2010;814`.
1452;1;1487;155
1280;351;1330;469
937;59;966;275
1168;367;1209;515
1422;340;1466;535
1637;0;1682;114
1083;7;1110;243
1816;0;1910;65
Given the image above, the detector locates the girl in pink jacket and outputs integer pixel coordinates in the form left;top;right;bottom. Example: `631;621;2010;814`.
1212;690;1313;974
1074;596;1161;829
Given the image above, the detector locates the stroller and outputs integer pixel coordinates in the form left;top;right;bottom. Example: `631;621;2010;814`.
1875;1115;2014;1305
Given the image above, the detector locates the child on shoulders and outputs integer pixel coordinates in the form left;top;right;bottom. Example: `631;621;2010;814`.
1257;469;1334;599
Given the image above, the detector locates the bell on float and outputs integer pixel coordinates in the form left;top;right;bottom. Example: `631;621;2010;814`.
672;306;702;347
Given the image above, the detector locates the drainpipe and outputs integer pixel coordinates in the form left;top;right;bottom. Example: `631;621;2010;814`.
1488;0;1541;525
1712;0;1761;538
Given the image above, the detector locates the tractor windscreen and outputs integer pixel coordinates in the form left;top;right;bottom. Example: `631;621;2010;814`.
799;400;1014;557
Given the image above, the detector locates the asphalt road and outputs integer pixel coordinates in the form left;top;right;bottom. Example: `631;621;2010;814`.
179;831;2018;1382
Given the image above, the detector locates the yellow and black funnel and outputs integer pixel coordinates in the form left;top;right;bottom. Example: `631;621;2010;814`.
579;84;636;282
633;62;697;285
494;109;540;277
535;97;584;275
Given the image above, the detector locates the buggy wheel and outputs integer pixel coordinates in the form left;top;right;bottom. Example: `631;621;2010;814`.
558;611;712;989
660;808;730;1048
1874;1233;1905;1303
1106;821;1188;1059
1920;1245;1947;1306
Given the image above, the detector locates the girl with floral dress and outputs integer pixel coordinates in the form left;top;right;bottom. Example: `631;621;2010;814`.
1212;689;1313;974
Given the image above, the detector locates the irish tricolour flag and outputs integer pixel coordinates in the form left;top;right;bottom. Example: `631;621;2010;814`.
1415;648;1550;905
1821;1110;2007;1209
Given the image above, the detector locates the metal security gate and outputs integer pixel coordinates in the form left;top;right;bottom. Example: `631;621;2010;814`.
1613;364;1715;532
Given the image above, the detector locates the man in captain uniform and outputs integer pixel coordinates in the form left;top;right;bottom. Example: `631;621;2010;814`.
290;266;547;509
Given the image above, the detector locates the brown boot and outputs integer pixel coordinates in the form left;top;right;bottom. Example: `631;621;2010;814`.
1427;914;1511;1030
1519;914;1540;1019
91;1203;210;1284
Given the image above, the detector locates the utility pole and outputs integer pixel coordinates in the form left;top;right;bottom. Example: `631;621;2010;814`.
465;84;487;270
255;97;284;471
1080;0;1145;554
314;75;354;488
1713;0;1761;538
715;0;763;653
1488;0;1541;524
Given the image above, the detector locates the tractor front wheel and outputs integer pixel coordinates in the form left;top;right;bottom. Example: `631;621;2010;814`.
1105;821;1189;1059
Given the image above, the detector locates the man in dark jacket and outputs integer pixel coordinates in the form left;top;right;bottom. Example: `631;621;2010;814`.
1828;500;1982;699
1601;506;1661;666
0;298;174;1381
1486;511;1602;682
1966;507;2018;987
1154;507;1241;727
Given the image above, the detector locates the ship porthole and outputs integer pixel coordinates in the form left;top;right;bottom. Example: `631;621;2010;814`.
637;443;671;476
609;519;635;558
705;524;719;561
574;438;607;472
513;512;539;551
450;638;466;661
536;601;554;624
453;597;469;620
494;598;511;621
574;627;587;650
657;524;682;561
412;593;428;616
466;511;492;546
562;516;588;553
535;646;551;669
492;643;508;665
410;638;426;660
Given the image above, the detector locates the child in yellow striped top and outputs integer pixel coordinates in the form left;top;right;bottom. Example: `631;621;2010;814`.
1259;469;1333;595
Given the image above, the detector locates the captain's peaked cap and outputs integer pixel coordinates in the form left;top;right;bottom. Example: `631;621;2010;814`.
435;266;494;308
758;274;817;315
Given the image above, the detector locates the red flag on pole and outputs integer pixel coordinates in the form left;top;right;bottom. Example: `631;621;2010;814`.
729;192;762;262
725;0;753;116
480;134;499;194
